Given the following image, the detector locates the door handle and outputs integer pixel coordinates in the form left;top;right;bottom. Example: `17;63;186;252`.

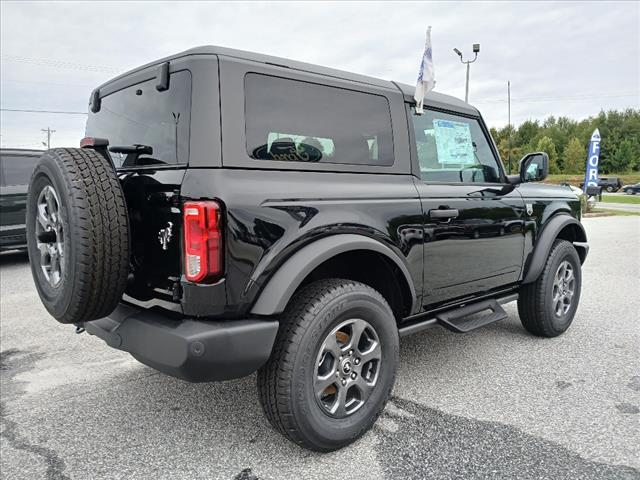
429;208;459;220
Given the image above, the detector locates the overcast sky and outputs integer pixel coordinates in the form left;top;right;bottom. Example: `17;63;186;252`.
1;1;638;149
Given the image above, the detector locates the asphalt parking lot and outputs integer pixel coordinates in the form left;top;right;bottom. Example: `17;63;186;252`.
1;216;639;480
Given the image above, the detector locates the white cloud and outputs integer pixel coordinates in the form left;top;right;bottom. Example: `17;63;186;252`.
1;0;638;149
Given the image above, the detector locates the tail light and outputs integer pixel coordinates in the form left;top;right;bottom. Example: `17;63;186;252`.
183;201;223;283
80;137;109;148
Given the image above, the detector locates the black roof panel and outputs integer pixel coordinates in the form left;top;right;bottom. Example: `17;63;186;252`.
95;45;477;115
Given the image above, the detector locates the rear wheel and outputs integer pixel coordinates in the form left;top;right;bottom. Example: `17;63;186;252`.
518;239;582;337
606;185;614;192
257;279;398;451
26;148;130;324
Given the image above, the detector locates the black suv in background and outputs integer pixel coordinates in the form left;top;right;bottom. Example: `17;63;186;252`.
0;148;42;252
581;176;623;192
26;46;588;451
598;176;623;192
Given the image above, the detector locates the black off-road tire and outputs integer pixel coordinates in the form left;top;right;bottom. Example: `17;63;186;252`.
257;279;399;452
26;148;130;324
518;239;582;337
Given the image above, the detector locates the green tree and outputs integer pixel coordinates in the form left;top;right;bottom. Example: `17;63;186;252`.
515;120;540;148
489;109;640;174
610;138;639;173
498;138;521;174
562;137;586;174
536;136;560;174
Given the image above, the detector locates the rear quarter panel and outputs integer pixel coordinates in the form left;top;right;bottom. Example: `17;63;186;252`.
180;168;424;316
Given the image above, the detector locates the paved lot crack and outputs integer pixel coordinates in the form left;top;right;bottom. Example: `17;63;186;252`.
376;396;640;480
1;349;71;480
233;468;260;480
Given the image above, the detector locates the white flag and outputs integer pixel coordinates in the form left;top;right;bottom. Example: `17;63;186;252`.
414;26;435;115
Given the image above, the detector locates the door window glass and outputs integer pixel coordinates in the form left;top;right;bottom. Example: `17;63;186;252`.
411;109;502;183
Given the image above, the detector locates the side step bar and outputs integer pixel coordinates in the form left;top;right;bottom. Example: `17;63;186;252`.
436;299;507;333
399;293;518;337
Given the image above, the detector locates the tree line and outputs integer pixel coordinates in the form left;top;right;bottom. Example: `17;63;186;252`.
489;109;640;175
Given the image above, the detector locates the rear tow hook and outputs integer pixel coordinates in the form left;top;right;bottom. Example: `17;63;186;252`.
75;323;86;334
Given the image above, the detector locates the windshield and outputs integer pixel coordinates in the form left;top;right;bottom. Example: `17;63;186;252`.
85;70;191;168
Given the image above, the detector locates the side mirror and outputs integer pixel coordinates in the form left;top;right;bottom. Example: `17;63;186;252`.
518;152;549;183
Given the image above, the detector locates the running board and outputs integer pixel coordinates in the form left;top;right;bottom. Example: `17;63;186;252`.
398;293;517;337
436;299;508;333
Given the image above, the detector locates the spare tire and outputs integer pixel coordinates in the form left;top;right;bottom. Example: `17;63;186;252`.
26;148;130;324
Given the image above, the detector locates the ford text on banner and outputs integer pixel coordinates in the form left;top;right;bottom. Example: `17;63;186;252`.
583;128;601;193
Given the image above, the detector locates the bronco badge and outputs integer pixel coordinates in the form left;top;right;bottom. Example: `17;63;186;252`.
158;221;173;250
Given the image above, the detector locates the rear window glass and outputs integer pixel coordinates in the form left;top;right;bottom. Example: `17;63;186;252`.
245;74;394;166
0;154;39;186
85;70;191;168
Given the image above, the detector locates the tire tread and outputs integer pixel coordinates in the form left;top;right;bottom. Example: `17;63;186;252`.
518;239;580;337
257;279;394;451
28;148;129;324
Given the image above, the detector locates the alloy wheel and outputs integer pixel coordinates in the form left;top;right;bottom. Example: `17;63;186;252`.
314;318;382;418
552;260;575;317
35;185;65;287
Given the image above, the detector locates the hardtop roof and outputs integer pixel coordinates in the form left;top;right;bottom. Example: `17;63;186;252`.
95;45;479;115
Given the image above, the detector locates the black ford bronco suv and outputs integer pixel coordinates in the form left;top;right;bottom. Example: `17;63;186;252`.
26;46;588;451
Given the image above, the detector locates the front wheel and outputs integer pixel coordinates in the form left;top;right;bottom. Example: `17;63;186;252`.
518;239;582;337
257;279;399;451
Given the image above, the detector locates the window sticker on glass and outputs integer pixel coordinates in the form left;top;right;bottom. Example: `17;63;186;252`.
432;119;475;165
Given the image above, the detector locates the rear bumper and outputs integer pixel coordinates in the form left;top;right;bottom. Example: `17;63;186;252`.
85;303;279;382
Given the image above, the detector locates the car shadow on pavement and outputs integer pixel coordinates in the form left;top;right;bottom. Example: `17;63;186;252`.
0;250;30;268
2;319;639;480
106;351;638;480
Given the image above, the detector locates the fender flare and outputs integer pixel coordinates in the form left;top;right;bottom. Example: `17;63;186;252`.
250;234;417;316
522;214;588;284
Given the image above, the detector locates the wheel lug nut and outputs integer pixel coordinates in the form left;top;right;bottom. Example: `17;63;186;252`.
354;358;360;365
341;379;347;386
349;350;353;356
351;372;357;379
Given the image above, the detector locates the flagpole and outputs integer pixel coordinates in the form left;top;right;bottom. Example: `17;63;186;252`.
508;81;512;174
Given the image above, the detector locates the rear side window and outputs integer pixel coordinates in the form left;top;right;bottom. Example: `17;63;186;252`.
245;74;394;166
85;70;191;168
0;154;39;186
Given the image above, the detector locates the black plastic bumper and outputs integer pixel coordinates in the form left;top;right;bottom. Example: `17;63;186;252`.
85;303;279;382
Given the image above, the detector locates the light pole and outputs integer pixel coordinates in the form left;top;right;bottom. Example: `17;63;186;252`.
453;44;480;103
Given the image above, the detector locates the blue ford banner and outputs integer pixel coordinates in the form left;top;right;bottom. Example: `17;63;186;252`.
583;128;601;193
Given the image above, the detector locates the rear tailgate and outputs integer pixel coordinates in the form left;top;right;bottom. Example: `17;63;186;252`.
84;67;194;310
119;169;185;305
